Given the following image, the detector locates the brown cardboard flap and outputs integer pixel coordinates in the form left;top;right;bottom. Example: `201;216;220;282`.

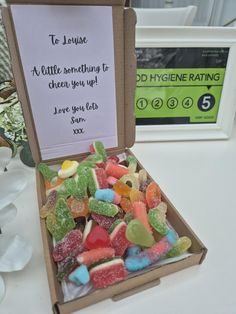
124;7;136;148
7;0;126;5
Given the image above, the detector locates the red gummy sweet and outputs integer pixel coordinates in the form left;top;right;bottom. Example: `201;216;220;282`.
91;207;124;230
110;222;130;256
53;229;83;262
85;226;111;250
95;168;108;189
107;155;120;164
90;259;128;289
105;161;129;179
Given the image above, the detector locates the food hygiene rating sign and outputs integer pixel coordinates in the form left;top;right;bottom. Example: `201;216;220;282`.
135;47;229;125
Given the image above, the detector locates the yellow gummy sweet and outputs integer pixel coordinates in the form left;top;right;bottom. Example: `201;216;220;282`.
61;160;74;170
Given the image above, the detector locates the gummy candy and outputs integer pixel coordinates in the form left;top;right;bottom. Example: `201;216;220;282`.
127;245;142;257
46;198;75;241
76;174;88;199
57;256;78;281
90;258;128;289
107;176;118;186
77;247;115;266
107;155;119;164
124;210;134;224
58;160;79;179
113;181;131;197
89;198;119;217
125;229;177;272
126;219;155;248
127;155;137;173
129;189;146;204
85;226;111;250
59;178;77;199
89;141;107;162
110;221;130;256
87;168;108;196
40;190;58;219
95;188;121;204
108;219;124;234
138;169;147;185
91;213;116;230
67;197;89;219
120;174;140;190
133;202;152;234
166;236;192;258
120;197;133;213
68;264;90;285
82;220;93;243
52;229;83;262
105;161;129;179
146;181;161;209
45;176;64;196
38;163;58;181
148;205;168;236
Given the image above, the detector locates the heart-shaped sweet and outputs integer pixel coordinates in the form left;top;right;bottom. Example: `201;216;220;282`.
126;219;155;248
85;225;110;250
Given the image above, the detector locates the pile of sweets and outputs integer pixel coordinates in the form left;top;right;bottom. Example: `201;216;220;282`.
38;141;192;290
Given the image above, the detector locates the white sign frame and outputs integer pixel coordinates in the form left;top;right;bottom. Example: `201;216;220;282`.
135;26;236;142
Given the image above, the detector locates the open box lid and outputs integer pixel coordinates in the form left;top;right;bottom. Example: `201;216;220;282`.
2;0;136;164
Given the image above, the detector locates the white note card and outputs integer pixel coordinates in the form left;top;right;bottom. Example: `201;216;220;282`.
11;5;117;160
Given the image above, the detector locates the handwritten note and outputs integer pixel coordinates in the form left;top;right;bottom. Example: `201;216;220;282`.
11;5;117;160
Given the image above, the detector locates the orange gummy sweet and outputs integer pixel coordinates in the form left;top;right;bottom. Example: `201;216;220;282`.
145;181;161;209
120;197;133;213
67;197;89;218
133;201;153;234
113;181;131;197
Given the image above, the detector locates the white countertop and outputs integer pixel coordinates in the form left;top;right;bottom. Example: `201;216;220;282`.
1;122;236;314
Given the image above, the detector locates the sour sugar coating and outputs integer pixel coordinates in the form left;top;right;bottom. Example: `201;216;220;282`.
126;219;155;248
77;247;115;266
107;155;119;164
133;202;152;234
37;162;58;181
87;168;108;196
45;176;64;196
105;161;129;179
82;220;93;243
120;197;133;213
52;229;83;262
76;174;88;199
138;169;147;185
148;205;168;236
85;226;111;250
89;141;107;162
67;197;89;218
108;219;124;234
95;188;121;205
107;176;118;186
86;153;104;166
46;198;75;241
57;256;78;282
124;210;134;224
127;245;142;257
146;181;161;209
58;160;79;179
125;229;177;272
59;178;77;199
127;155;137;173
90;258;128;289
120;174;140;190
40;190;58;218
113;181;131;197
129;189;146;204
110;221;130;256
89;198;119;217
166;236;192;258
91;213;117;230
68;264;90;285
